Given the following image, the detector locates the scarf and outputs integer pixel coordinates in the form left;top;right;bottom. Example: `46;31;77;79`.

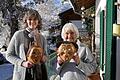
24;27;43;80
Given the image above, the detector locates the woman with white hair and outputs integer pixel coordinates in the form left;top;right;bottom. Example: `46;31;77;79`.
55;23;97;80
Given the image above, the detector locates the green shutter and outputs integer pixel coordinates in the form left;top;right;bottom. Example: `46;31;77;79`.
105;0;115;80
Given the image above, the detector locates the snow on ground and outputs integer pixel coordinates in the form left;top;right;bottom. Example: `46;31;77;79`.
0;63;13;80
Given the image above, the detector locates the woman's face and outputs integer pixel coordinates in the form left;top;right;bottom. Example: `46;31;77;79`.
26;17;39;30
64;30;76;42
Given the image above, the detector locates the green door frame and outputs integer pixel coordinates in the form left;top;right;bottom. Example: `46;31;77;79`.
100;10;104;71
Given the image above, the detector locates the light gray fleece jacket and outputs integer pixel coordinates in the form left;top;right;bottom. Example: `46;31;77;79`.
6;29;47;80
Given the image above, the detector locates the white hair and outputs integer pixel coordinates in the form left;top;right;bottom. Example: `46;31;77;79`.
61;23;79;41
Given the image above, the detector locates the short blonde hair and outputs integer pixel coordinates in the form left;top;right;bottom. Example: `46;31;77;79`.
61;23;79;41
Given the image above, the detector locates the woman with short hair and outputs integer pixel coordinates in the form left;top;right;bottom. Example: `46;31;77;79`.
6;9;48;80
56;23;97;80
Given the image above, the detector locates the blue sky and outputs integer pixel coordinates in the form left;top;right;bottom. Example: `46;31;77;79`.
21;0;72;12
21;0;35;6
21;0;62;7
53;0;62;7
